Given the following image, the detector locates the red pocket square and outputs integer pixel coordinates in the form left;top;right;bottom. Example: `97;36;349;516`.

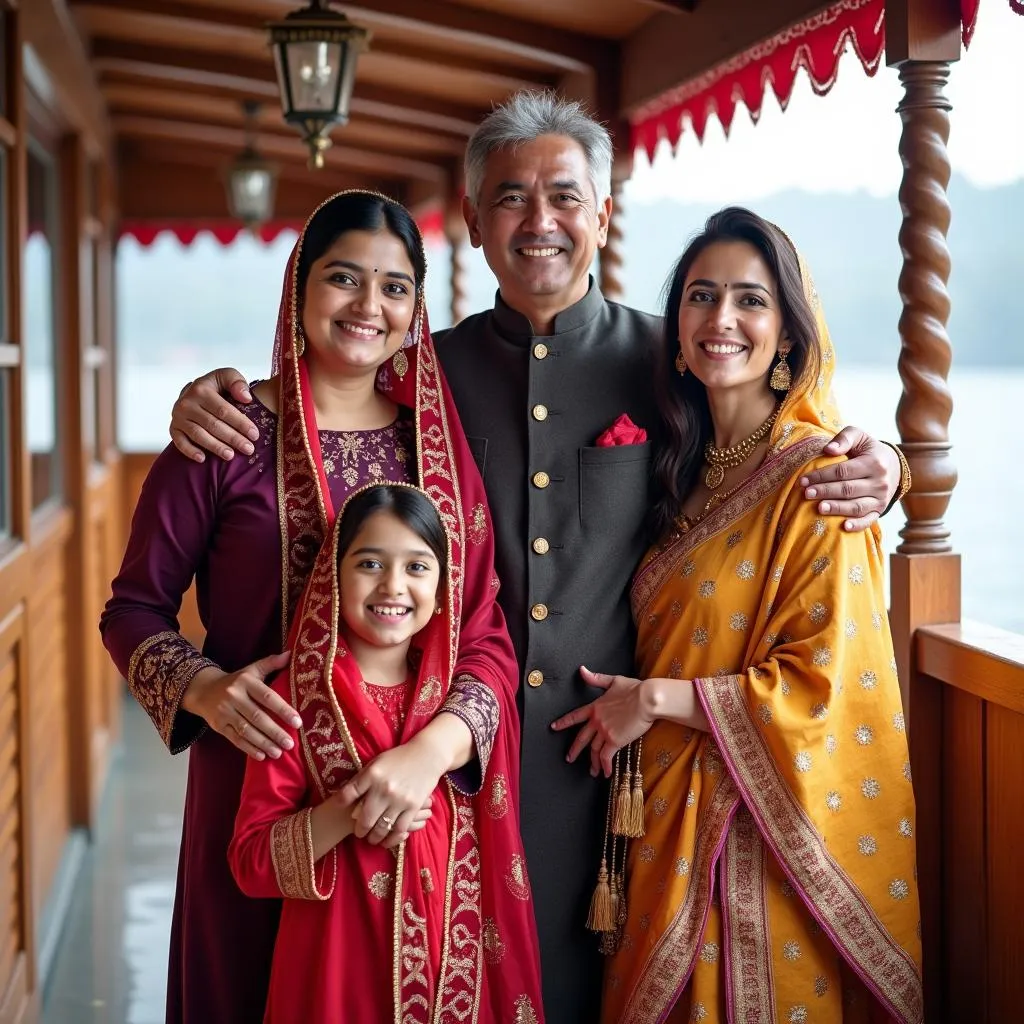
595;414;648;447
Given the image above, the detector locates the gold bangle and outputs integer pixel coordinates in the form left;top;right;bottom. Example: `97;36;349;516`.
889;442;912;504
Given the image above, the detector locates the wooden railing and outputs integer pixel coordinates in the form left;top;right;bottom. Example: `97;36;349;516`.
908;618;1024;1023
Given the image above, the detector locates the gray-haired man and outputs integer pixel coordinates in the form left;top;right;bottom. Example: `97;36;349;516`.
170;91;903;1018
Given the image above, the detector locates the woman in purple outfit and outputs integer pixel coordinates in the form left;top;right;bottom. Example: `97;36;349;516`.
101;191;512;1024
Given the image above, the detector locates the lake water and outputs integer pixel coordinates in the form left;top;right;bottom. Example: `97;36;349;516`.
106;363;1023;635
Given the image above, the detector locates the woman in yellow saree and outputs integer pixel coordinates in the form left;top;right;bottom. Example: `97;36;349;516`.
554;208;921;1023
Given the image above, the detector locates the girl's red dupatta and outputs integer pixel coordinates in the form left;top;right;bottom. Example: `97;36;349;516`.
271;192;543;1023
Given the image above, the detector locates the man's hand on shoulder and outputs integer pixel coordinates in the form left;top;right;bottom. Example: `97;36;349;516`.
170;368;259;463
799;425;903;533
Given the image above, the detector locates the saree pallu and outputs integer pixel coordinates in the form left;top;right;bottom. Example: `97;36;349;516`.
602;437;922;1024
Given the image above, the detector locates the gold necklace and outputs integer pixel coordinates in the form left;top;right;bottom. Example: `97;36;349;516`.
702;405;780;489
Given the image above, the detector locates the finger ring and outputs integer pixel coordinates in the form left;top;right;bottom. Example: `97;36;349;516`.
237;720;249;739
378;815;395;832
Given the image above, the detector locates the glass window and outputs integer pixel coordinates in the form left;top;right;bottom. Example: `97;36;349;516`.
0;145;9;539
25;141;61;510
0;12;7;122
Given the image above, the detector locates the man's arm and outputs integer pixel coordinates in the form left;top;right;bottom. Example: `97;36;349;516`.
170;368;259;462
801;426;908;532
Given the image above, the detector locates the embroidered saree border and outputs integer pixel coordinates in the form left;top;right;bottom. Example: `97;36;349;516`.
620;776;741;1022
126;631;215;752
631;438;824;620
699;673;923;1024
724;807;775;1024
269;807;337;901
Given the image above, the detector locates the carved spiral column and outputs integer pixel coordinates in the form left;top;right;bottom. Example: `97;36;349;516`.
894;61;958;555
446;219;469;327
599;172;626;301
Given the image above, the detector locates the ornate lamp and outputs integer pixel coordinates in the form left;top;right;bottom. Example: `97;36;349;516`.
266;0;370;169
226;102;277;230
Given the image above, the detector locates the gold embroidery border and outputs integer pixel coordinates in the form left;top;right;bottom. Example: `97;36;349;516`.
269;808;336;901
724;806;774;1022
126;630;213;751
699;673;923;1024
621;774;741;1022
631;437;825;620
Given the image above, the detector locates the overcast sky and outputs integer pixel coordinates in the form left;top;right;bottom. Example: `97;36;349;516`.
627;1;1024;204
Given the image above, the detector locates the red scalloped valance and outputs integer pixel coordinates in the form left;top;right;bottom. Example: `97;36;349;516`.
118;220;302;247
629;0;994;162
118;207;446;249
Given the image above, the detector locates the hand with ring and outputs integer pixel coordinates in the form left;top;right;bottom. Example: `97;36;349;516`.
181;651;302;760
339;739;448;848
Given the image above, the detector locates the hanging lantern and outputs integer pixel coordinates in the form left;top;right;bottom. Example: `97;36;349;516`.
226;102;278;230
266;0;370;169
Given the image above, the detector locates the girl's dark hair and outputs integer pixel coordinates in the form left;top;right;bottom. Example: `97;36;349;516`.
297;192;426;295
337;485;448;580
650;206;822;539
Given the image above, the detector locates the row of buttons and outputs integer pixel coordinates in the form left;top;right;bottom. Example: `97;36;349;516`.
528;340;553;687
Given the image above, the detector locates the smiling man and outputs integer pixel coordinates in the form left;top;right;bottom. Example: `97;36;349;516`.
168;91;905;1020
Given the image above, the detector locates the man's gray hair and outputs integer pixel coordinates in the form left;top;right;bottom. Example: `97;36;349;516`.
464;90;613;205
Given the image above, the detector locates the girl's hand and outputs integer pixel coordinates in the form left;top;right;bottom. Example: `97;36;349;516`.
182;652;301;760
339;738;446;847
550;666;658;778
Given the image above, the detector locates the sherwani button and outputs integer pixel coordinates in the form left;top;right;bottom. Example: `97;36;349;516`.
527;670;544;687
533;343;549;360
530;603;549;622
532;471;550;489
532;537;550;555
532;404;549;421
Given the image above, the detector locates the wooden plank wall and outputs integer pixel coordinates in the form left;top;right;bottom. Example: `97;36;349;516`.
0;3;122;1019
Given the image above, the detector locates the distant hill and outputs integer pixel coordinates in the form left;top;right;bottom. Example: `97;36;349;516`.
71;173;1019;372
620;174;1024;366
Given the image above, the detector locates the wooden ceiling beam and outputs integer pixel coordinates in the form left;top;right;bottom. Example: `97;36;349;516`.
111;114;449;182
100;79;467;157
70;0;560;84
69;0;610;73
117;135;391;191
116;154;377;220
90;40;484;135
620;0;833;115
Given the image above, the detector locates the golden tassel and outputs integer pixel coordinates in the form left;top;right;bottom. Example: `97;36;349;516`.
586;858;614;933
609;871;620;923
612;748;633;836
628;739;646;838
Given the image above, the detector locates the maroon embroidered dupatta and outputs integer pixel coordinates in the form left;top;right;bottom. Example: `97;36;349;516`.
271;192;544;1023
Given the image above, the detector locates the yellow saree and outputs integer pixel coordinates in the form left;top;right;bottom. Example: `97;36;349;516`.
602;261;922;1024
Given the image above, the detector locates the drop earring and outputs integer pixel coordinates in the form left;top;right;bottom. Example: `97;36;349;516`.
769;350;791;391
674;350;687;377
392;348;409;380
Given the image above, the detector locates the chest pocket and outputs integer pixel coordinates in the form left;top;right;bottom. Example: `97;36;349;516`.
578;442;653;532
466;436;488;481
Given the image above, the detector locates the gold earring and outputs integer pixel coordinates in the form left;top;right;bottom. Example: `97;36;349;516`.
392;348;409;380
434;604;443;616
674;351;687;376
294;331;305;358
769;351;791;391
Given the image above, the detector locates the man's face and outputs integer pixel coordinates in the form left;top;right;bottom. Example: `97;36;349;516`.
463;134;611;317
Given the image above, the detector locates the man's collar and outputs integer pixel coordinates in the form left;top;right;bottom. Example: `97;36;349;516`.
491;276;605;340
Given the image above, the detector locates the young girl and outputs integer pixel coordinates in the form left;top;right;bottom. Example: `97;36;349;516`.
230;484;544;1024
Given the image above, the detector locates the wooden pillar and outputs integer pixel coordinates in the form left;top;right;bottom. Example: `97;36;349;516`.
885;3;961;1018
445;196;469;327
599;146;631;302
894;60;957;556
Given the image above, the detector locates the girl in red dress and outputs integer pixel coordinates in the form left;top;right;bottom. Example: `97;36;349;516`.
230;483;544;1024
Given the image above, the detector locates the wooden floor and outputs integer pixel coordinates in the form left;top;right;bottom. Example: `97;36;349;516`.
41;698;185;1024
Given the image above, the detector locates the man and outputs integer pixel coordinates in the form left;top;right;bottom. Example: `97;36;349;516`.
169;92;904;1019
